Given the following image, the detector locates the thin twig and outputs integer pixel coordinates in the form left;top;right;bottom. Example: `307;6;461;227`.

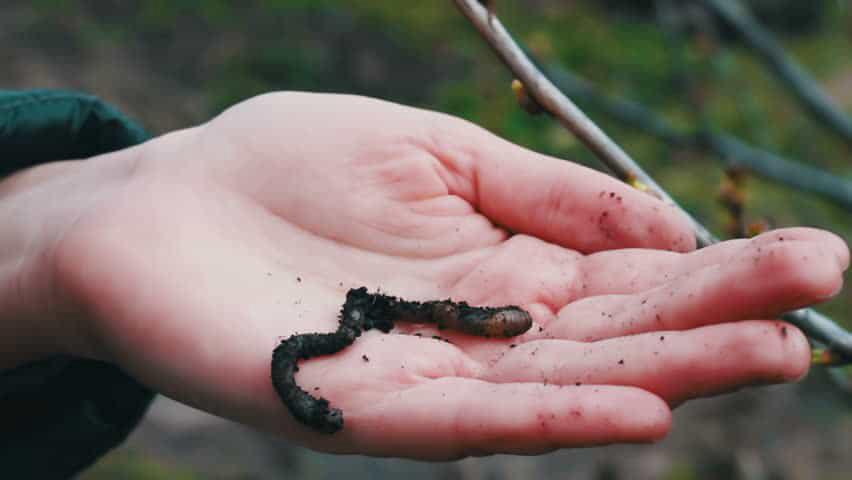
452;0;852;365
700;0;852;147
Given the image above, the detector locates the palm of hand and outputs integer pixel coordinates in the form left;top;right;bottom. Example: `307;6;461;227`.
57;93;847;459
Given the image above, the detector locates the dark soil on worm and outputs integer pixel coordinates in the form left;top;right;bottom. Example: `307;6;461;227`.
271;287;532;434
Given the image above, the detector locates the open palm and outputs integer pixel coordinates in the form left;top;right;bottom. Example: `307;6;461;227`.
54;92;847;460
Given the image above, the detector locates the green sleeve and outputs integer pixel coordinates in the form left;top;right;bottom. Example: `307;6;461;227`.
0;90;156;479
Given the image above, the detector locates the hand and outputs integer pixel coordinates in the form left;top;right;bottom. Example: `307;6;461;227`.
16;92;847;459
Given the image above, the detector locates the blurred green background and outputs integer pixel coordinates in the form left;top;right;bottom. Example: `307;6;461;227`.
4;1;852;478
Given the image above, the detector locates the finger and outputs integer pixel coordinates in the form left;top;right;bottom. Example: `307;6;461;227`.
339;378;670;459
485;320;810;406
547;239;842;341
580;227;849;296
446;228;847;314
430;120;695;253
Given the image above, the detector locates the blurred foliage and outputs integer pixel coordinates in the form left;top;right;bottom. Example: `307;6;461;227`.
78;451;203;480
23;2;851;324
663;462;701;480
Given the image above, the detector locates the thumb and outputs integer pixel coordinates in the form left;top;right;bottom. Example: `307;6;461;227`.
429;120;696;253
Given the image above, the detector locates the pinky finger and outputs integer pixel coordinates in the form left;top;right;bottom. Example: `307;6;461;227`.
340;378;671;459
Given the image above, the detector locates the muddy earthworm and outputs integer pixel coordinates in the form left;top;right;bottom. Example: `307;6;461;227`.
271;287;532;434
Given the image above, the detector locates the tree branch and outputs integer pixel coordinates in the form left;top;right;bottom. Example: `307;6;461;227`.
453;0;852;365
542;64;852;211
700;0;852;147
707;134;852;208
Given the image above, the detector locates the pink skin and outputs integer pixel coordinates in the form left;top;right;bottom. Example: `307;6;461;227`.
13;92;846;459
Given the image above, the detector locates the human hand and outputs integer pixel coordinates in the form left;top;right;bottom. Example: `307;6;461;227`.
12;92;846;459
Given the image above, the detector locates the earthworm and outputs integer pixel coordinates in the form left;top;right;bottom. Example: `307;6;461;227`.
271;287;532;434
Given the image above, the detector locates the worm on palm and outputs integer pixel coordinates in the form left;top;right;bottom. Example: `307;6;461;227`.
271;287;533;434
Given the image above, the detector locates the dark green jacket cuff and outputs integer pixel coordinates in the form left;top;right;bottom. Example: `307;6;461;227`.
0;89;155;479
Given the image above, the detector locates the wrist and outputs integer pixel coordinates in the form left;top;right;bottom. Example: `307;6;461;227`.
0;148;139;370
